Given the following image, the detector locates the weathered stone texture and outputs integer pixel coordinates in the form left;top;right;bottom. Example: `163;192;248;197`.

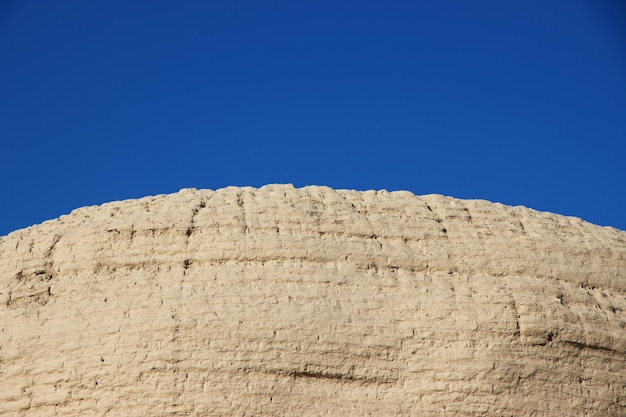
1;184;625;416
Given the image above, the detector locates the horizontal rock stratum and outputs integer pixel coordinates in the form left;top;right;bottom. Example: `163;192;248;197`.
1;184;625;416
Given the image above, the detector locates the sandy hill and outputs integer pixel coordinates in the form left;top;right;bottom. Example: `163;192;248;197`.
1;184;625;416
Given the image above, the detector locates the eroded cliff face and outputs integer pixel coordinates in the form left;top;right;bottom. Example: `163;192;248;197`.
1;184;625;416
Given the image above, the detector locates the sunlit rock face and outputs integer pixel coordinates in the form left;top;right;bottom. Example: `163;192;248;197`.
1;184;625;416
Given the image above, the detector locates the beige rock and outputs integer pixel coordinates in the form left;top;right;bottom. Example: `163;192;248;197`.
0;184;625;416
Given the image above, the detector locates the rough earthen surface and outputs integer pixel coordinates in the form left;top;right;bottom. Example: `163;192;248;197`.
1;184;625;416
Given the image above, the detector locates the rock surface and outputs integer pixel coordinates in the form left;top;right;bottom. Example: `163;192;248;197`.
1;184;625;416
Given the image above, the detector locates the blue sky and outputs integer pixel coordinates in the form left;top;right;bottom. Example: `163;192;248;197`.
1;0;625;235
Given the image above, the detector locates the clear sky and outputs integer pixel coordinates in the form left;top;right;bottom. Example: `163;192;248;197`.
1;0;625;236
